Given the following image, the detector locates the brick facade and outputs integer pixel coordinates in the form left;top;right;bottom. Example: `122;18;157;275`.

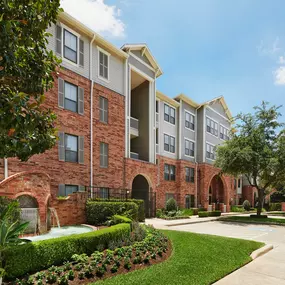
242;185;257;207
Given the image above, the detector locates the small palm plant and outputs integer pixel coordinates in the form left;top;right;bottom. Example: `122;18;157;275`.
0;201;30;284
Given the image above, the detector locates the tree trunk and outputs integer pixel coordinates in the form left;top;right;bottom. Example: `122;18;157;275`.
257;188;264;216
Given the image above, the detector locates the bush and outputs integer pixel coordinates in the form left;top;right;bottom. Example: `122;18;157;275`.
198;211;209;217
231;205;245;212
181;208;193;216
89;198;145;222
110;215;132;225
0;196;21;223
269;203;281;211
156;209;163;218
86;200;138;225
208;211;221;217
166;198;177;212
191;208;199;215
243;200;251;211
3;224;131;279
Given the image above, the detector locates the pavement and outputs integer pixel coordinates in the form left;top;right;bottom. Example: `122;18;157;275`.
145;214;285;285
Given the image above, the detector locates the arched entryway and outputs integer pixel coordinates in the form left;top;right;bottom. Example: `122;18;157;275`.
132;174;154;218
208;175;225;211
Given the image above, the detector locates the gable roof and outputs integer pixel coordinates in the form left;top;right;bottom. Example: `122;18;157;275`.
200;96;232;120
156;91;180;107
121;44;163;78
174;93;199;108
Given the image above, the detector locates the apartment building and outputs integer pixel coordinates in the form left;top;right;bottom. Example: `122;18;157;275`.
0;11;238;221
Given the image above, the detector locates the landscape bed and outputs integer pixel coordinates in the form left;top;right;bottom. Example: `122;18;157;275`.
219;216;285;225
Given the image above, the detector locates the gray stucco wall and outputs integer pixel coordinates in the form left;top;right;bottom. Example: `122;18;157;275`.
128;54;155;79
157;100;178;159
131;50;152;66
130;81;149;161
180;101;196;162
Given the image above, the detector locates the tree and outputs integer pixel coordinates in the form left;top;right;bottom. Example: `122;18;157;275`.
0;0;62;161
215;102;285;216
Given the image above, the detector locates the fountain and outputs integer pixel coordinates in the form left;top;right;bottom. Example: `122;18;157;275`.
49;207;60;228
20;208;39;234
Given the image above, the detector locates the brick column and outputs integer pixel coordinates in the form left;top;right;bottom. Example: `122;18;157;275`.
219;203;225;212
282;202;285;212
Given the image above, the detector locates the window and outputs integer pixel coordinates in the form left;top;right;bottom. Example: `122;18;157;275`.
99;187;109;199
238;179;241;188
65;185;78;196
64;82;78;112
99;96;108;123
185;194;195;208
164;104;175;124
220;125;230;140
64;29;77;63
166;193;174;204
100;142;108;168
156;101;159;113
164;164;176;181
206;117;218;136
65;134;78;162
99;50;109;80
185;139;195;157
185;167;195;182
164;134;175;153
185;112;195;130
206;143;216;160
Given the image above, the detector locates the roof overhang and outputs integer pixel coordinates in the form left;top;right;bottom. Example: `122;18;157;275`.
59;12;128;59
174;93;199;108
156;91;180;107
121;44;163;78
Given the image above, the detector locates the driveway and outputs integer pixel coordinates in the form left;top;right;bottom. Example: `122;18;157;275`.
146;218;285;284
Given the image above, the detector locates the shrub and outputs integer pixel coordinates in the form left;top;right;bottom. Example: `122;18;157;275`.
3;224;131;279
181;209;193;216
156;209;163;218
269;203;281;211
191;208;199;215
86;200;138;225
109;215;132;225
231;205;245;212
243;200;251;211
166;198;177;212
89;198;145;222
198;211;209;217
0;196;21;223
208;210;221;217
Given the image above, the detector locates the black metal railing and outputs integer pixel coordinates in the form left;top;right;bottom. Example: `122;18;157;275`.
86;186;131;201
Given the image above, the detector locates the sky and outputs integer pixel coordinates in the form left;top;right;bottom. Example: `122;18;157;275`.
61;0;285;117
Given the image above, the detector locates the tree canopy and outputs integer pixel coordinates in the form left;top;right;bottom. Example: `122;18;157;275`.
0;0;62;161
215;102;285;215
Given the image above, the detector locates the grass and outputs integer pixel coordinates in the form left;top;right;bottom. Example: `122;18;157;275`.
220;216;285;225
93;230;263;285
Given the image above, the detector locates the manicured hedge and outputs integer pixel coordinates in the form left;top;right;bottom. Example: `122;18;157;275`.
86;200;139;225
198;211;209;217
269;203;281;211
3;224;131;279
208;210;222;217
112;215;132;224
89;198;145;222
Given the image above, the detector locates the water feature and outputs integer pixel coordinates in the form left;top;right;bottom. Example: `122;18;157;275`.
26;225;93;242
49;207;60;228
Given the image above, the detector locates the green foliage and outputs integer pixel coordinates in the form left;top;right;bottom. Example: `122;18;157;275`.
90;198;145;222
108;215;132;226
198;211;209;217
0;197;20;224
215;102;285;216
0;0;62;161
269;203;281;211
208;211;221;217
86;200;139;225
181;209;194;216
156;209;163;218
230;205;245;212
166;198;177;212
2;224;131;278
243;200;251;211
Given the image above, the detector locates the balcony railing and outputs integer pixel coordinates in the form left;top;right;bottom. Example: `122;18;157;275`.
130;117;139;138
130;152;139;160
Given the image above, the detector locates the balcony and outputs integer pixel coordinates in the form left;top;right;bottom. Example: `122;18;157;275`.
130;117;139;138
130;152;139;160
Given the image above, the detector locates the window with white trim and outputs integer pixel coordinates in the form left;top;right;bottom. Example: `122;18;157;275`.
100;142;108;168
164;104;175;124
185;167;195;183
185;139;195;157
64;82;78;112
164;134;175;153
206;143;216;160
206;117;218;136
220;125;230;140
99;50;109;80
65;134;78;162
64;29;78;63
164;164;176;181
99;96;108;123
185;112;195;130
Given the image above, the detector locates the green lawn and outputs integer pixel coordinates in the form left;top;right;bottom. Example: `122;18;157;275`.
220;216;285;225
93;230;263;285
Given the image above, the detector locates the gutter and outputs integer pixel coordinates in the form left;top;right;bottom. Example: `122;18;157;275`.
194;108;198;207
4;158;8;179
90;34;96;194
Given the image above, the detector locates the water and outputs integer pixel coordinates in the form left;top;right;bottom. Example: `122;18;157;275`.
27;226;93;242
49;207;60;228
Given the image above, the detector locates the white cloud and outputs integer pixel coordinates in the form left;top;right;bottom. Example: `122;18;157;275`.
279;56;285;64
274;66;285;85
257;37;280;56
61;0;125;38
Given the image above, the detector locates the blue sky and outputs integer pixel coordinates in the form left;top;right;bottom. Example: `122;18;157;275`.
62;0;285;117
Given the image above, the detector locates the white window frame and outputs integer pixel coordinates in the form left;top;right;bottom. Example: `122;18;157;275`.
206;141;216;161
185;110;195;132
184;138;195;158
164;103;176;125
206;116;219;138
99;96;108;123
220;124;230;141
100;142;109;168
60;23;81;68
97;46;110;83
164;133;176;154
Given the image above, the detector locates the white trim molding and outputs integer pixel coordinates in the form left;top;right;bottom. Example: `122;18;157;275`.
129;51;156;72
97;46;110;82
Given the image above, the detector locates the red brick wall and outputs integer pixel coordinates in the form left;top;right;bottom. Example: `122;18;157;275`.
242;185;257;206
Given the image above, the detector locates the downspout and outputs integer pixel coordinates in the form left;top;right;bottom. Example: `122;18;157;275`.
90;34;96;194
4;158;8;179
194;108;198;207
